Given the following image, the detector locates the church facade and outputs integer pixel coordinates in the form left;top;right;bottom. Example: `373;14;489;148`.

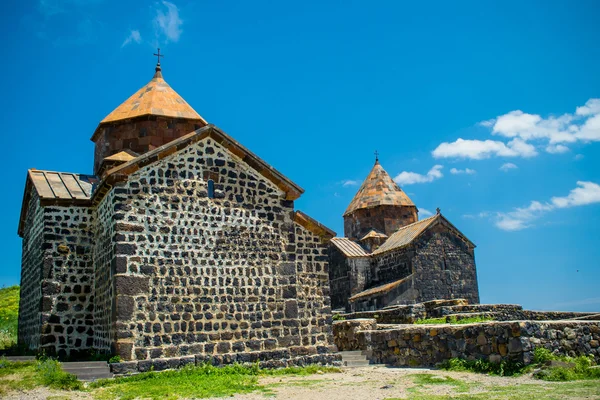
17;61;338;364
328;159;480;312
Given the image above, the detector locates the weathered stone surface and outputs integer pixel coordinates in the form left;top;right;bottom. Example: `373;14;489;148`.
334;319;600;367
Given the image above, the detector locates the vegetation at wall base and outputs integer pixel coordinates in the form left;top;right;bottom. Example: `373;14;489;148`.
0;286;20;351
439;347;600;381
414;316;495;325
0;358;81;395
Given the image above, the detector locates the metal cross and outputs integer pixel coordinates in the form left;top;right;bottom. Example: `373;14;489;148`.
153;48;164;65
374;150;379;162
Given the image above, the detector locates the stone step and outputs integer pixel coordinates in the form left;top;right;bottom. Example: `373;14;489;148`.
344;360;370;367
62;361;110;368
60;361;112;381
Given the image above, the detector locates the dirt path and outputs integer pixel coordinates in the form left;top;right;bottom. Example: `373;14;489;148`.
206;366;556;400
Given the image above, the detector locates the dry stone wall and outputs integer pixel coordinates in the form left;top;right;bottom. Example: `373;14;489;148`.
354;320;600;367
105;137;334;361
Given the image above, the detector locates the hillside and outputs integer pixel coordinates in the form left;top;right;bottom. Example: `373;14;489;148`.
0;285;19;349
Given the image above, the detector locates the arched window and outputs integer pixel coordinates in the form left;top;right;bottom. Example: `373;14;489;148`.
207;179;215;199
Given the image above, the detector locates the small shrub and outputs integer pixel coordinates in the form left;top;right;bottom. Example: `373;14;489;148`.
109;355;122;363
332;314;346;321
439;357;524;376
415;317;446;325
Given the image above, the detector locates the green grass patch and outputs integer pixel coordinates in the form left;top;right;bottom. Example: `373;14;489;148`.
414;316;495;325
440;347;600;381
0;286;20;350
90;363;340;400
0;358;81;396
409;373;470;392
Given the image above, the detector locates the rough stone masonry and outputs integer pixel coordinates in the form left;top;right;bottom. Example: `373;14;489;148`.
17;62;340;366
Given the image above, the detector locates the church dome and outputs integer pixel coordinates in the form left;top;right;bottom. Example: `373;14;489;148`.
98;64;206;126
344;159;415;216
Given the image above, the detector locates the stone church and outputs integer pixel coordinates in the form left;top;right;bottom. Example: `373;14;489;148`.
17;59;339;365
17;57;480;364
328;158;480;312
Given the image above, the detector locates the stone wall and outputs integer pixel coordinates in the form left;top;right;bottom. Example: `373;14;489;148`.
353;321;600;367
92;189;117;353
343;205;417;240
106;137;334;361
410;223;479;304
110;351;342;376
93;117;204;174
328;246;369;311
38;206;94;358
18;189;44;350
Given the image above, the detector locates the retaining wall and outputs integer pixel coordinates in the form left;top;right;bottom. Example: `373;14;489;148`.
334;320;600;367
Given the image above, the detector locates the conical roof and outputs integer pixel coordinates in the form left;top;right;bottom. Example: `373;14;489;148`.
343;160;415;216
99;66;207;125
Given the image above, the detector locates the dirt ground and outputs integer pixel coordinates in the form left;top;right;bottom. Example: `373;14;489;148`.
3;366;599;400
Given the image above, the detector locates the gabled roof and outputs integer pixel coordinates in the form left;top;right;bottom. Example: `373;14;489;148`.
92;66;206;140
359;229;388;241
372;213;475;255
330;238;369;258
349;275;412;302
94;124;305;203
294;211;336;242
344;160;415;216
18;170;98;236
103;150;138;162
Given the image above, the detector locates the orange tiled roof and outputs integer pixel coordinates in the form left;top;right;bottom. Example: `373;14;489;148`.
344;161;415;216
99;67;207;125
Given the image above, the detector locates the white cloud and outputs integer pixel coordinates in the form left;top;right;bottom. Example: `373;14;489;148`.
450;168;476;175
432;138;537;160
576;99;600;116
341;180;359;187
499;163;518;171
419;208;433;217
551;181;600;208
394;165;443;185
575;154;584;161
121;30;141;47
478;119;495;128
491;181;600;231
436;98;600;161
154;1;183;42
545;144;569;154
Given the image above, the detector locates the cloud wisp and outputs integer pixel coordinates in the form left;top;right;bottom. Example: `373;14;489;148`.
433;98;600;160
341;180;359;187
499;163;518;172
394;165;443;185
492;181;600;231
122;30;141;47
450;168;476;175
154;1;183;43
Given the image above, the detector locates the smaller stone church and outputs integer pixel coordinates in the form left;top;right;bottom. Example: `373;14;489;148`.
328;158;479;312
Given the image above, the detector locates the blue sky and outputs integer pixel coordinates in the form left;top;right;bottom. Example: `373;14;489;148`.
2;0;599;311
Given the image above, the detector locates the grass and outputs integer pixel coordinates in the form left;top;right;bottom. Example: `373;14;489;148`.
381;372;600;400
414;316;495;325
90;363;340;400
439;347;600;380
0;286;20;350
0;358;82;396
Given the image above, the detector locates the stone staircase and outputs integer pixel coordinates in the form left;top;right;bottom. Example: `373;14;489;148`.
339;351;373;368
61;361;113;381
